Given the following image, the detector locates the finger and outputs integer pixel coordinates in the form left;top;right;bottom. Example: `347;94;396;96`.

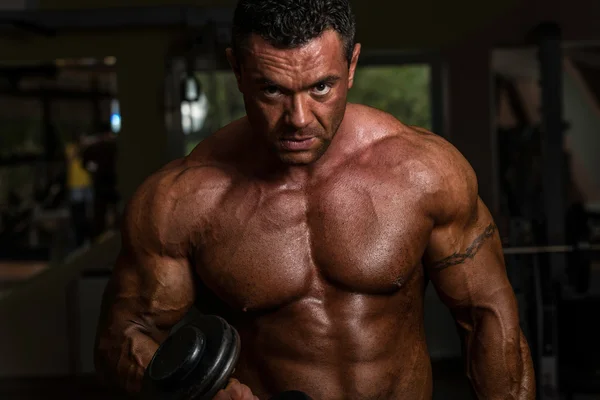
212;389;232;400
229;379;245;398
225;378;240;390
218;379;236;397
239;383;255;399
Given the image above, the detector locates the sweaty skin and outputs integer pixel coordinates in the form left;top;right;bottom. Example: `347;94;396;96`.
95;31;535;400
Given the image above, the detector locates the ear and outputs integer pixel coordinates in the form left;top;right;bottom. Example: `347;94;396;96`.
348;43;361;89
226;48;243;91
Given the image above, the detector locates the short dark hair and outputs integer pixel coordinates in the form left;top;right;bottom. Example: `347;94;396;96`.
232;0;356;65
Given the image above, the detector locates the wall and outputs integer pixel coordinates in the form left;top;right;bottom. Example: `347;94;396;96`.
0;234;120;377
32;0;518;51
492;48;600;207
32;0;600;50
0;289;71;376
0;0;29;10
563;59;600;206
77;277;110;374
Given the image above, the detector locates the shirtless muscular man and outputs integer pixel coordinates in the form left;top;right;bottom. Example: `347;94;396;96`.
95;0;536;398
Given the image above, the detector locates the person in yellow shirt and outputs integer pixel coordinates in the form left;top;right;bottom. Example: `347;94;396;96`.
65;133;93;248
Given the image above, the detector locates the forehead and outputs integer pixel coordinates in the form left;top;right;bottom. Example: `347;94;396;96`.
240;30;347;84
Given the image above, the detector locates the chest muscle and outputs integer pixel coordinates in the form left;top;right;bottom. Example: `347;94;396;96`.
197;173;431;312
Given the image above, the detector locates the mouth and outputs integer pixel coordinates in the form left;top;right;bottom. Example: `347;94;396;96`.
279;137;317;151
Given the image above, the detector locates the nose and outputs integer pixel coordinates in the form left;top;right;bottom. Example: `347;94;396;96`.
285;94;313;130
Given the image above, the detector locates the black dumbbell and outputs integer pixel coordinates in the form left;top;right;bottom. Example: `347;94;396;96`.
141;315;240;400
141;315;312;400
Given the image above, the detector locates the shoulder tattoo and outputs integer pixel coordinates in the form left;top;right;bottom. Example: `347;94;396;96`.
430;223;497;271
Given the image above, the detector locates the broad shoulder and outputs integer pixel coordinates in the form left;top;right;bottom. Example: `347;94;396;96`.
134;157;233;210
392;126;478;224
122;118;255;255
122;156;234;257
349;105;478;223
349;105;472;182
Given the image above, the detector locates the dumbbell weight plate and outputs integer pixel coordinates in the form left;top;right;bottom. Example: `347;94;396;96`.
141;315;241;400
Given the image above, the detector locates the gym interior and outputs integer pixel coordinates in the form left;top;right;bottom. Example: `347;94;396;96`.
0;0;599;399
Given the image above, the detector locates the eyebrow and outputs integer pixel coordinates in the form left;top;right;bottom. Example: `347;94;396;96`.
255;74;342;91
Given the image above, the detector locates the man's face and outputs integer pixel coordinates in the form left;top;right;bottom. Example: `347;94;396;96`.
228;30;361;165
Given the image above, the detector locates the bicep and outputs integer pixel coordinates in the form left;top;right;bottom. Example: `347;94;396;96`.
104;248;196;338
99;174;197;341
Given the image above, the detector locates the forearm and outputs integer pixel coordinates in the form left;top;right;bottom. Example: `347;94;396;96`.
462;315;535;399
95;321;160;394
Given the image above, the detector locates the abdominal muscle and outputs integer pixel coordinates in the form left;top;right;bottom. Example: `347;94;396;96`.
230;296;433;400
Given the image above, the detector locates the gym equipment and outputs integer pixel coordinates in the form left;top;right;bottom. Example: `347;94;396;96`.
503;243;600;255
141;314;313;400
142;315;241;400
536;20;565;400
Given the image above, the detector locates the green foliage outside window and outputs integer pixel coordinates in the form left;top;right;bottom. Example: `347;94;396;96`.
348;65;431;130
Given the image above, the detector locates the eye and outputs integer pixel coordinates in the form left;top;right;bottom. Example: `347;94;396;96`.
312;82;332;96
263;85;281;97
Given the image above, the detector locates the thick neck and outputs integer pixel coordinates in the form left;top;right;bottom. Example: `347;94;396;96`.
252;142;318;188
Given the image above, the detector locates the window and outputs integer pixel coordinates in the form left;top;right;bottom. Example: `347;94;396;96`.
183;62;435;154
184;71;245;155
348;64;432;130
